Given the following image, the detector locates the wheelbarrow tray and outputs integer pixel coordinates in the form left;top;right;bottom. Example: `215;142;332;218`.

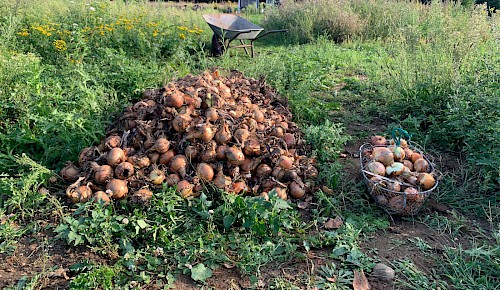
203;14;264;40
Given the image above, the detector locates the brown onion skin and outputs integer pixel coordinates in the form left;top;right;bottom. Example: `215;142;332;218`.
94;165;114;184
106;179;128;199
60;163;81;182
159;150;176;165
256;164;272;178
105;135;121;149
170;155;188;177
414;158;429;173
289;182;305;199
131;188;153;204
166;173;180;186
165;91;184;108
177;180;194;198
107;148;126;166
278;156;294;170
197;163;214;181
225;146;245;165
216;145;227;160
93;191;111;205
115;162;135;180
151;138;170;154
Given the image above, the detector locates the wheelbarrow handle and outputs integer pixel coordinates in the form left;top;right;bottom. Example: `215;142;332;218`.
253;29;288;41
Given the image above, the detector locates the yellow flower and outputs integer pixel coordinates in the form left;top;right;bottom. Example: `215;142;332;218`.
178;26;188;31
153;29;159;37
188;29;196;34
17;29;29;37
53;39;67;51
179;33;186;39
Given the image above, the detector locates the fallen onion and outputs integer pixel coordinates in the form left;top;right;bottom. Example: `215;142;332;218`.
172;114;192;133
367;161;386;176
159;150;176;165
225;146;245;165
106;179;128;199
278;155;294;169
216;145;227;160
93;191;111;205
205;107;219;122
60;163;81;182
243;139;261;156
170;155;188;177
177;180;194;197
289;181;305;199
150;138;170;154
234;128;250;145
105;135;121;149
149;168;165;185
128;155;151;169
107;148;126;166
115;162;135;180
256;164;272;178
215;123;232;144
410;153;422;163
93;163;114;184
418;173;435;190
131;188;153;204
166;173;180;186
252;109;264;122
197;163;214;181
165;91;184;108
283;133;295;149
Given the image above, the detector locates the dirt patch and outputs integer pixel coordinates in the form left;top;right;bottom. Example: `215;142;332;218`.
0;231;107;289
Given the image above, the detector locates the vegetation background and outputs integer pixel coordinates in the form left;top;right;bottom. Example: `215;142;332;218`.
0;0;498;289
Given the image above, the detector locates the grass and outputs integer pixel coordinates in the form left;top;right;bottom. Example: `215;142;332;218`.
0;0;499;288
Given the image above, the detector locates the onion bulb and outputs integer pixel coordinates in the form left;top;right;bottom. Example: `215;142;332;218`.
367;161;386;176
197;163;214;181
107;148;126;166
283;133;295;149
392;146;406;161
370;135;387;146
403;160;414;171
165;91;184;108
115;162;135;180
243;139;261;156
213;170;231;190
386;162;405;176
405;187;424;202
170;155;188;177
271;126;284;137
215;123;232;144
131;188;153;204
150;138;170;154
371;147;394;166
234;128;250;145
93;164;114;184
278;155;294;169
128;155;151;169
252;110;264;122
216;145;227;160
106;179;128;199
172;114;192;133
289;181;305;199
60;163;81;182
418;173;435;190
177;180;194;198
159;150;176;165
256;164;272;178
410;153;422;164
149;168;166;185
413;158;429;173
166;173;180;186
225;146;245;165
104;135;121;149
93;191;111;205
273;187;287;200
205;108;219;122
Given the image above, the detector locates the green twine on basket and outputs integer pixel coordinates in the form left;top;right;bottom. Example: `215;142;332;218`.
391;128;412;147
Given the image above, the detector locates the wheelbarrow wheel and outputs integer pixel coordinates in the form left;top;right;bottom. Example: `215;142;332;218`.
211;34;225;57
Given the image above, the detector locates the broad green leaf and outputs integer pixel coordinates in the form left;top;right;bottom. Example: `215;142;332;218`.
136;219;148;229
190;263;212;283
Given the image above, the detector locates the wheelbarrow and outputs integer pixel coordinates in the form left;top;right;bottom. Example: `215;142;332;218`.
203;14;287;57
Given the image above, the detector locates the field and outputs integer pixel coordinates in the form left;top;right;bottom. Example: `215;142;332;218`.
0;0;499;289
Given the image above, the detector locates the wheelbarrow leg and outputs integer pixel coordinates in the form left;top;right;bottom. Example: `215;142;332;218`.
250;40;255;58
239;40;250;56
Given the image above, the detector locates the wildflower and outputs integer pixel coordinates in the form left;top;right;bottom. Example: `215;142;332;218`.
17;29;29;37
89;6;96;12
153;29;159;37
154;247;164;256
208;210;214;215
53;39;67;51
178;26;188;31
179;33;186;39
122;218;129;225
188;29;197;34
185;263;193;269
73;23;78;28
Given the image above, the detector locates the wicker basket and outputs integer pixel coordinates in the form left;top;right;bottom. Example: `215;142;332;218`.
359;142;438;216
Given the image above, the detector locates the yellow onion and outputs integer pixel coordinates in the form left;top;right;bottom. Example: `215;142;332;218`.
150;138;170;154
410;153;422;164
402;160;414;171
367;161;386;176
60;163;81;182
131;188;153;204
289;181;305;199
106;179;128;199
418;173;435;190
370;135;387;146
414;158;429;173
107;148;126;166
115;162;135;180
104;135;121;149
92;163;114;184
225;146;245;165
149;168;166;185
386;162;405;176
177;180;194;198
170;155;188;177
197;163;214;181
371;147;394;166
166;173;180;186
205;107;219;122
159;150;176;165
405;187;424;202
278;155;294;169
93;191;111;205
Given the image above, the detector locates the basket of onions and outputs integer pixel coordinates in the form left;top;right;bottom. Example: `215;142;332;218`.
359;131;438;216
60;70;318;205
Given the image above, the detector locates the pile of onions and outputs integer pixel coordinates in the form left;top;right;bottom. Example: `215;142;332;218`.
362;135;437;214
61;70;318;204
